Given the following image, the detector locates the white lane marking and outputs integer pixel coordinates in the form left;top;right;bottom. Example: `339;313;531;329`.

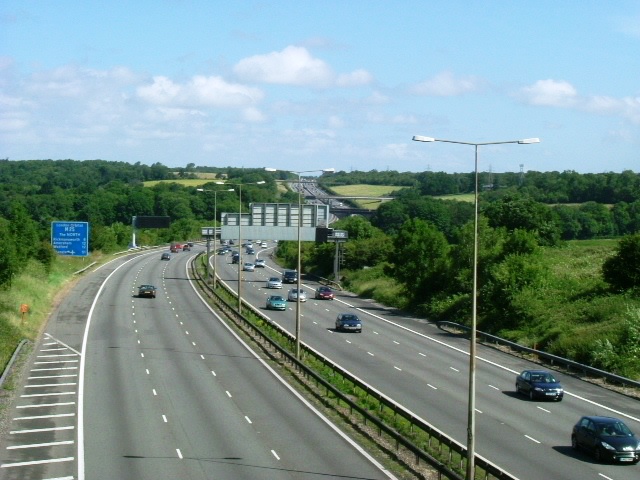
28;375;77;379
394;366;402;371
21;392;76;398
488;385;500;391
15;413;75;421
162;415;168;423
26;383;76;388
176;449;183;459
367;352;374;356
427;384;437;390
7;440;74;449
450;367;459;372
271;450;280;460
245;416;252;424
11;426;74;434
16;402;75;409
1;457;74;468
525;435;540;443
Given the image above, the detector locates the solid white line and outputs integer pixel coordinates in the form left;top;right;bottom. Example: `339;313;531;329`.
7;440;74;449
15;413;75;420
26;383;77;388
11;426;74;434
29;375;77;379
188;274;399;480
78;255;144;480
35;360;79;364
1;457;74;468
37;354;78;358
31;367;78;371
21;392;76;397
16;402;75;409
524;435;540;443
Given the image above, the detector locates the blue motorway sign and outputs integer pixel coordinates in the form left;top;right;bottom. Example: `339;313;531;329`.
51;221;89;256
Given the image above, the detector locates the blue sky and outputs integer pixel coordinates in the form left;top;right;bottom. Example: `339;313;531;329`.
1;1;639;174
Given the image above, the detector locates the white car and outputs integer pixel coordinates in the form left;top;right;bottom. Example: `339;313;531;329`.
243;262;255;272
261;242;268;248
287;288;307;302
267;277;282;289
255;258;266;268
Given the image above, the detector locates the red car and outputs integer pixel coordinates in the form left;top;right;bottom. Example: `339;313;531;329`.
315;286;335;300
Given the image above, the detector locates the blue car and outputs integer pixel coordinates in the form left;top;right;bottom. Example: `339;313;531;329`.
515;369;564;401
266;295;287;311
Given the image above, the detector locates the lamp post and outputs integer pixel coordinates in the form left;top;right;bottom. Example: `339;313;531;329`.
412;134;539;480
265;167;335;359
231;180;266;314
197;186;234;288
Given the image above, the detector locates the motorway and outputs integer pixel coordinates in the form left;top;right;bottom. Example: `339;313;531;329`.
217;243;640;480
0;247;396;480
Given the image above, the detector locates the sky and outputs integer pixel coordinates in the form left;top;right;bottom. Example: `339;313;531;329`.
1;1;639;174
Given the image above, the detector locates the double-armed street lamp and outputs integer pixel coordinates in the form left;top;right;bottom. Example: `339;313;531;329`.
412;134;539;480
197;185;235;288
265;167;335;359
232;180;266;314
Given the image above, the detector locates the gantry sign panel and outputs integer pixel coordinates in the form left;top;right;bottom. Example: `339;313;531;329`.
220;203;330;241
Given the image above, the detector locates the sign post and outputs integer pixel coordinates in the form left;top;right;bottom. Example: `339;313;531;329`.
51;221;89;257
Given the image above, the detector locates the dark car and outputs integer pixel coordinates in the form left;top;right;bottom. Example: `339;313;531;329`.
283;270;298;284
315;286;335;300
161;252;171;260
231;252;240;264
138;284;157;298
572;416;640;464
515;369;563;401
335;313;362;333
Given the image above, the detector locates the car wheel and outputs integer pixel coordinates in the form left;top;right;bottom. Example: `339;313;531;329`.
571;435;578;450
529;390;535;401
515;383;520;394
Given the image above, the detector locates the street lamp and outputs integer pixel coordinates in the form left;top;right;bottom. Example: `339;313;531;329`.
412;134;539;480
230;180;266;314
197;185;234;288
265;167;335;359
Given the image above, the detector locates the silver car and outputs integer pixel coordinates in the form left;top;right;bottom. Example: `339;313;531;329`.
287;288;307;302
267;277;282;289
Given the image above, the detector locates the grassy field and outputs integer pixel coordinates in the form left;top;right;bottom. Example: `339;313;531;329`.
0;255;105;377
143;178;212;188
329;184;399;209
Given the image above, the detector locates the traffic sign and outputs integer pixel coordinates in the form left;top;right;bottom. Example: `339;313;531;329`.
51;221;89;256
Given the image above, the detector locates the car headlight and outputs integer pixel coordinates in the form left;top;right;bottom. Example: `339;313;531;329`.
600;441;616;451
534;387;544;392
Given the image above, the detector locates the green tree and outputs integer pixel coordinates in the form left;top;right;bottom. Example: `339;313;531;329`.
602;234;640;290
391;218;449;302
0;218;19;288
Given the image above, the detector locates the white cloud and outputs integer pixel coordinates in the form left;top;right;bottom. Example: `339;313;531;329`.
137;75;263;108
233;46;335;87
409;71;481;96
518;79;640;124
231;45;373;90
242;106;266;122
518;79;578;107
336;69;374;87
